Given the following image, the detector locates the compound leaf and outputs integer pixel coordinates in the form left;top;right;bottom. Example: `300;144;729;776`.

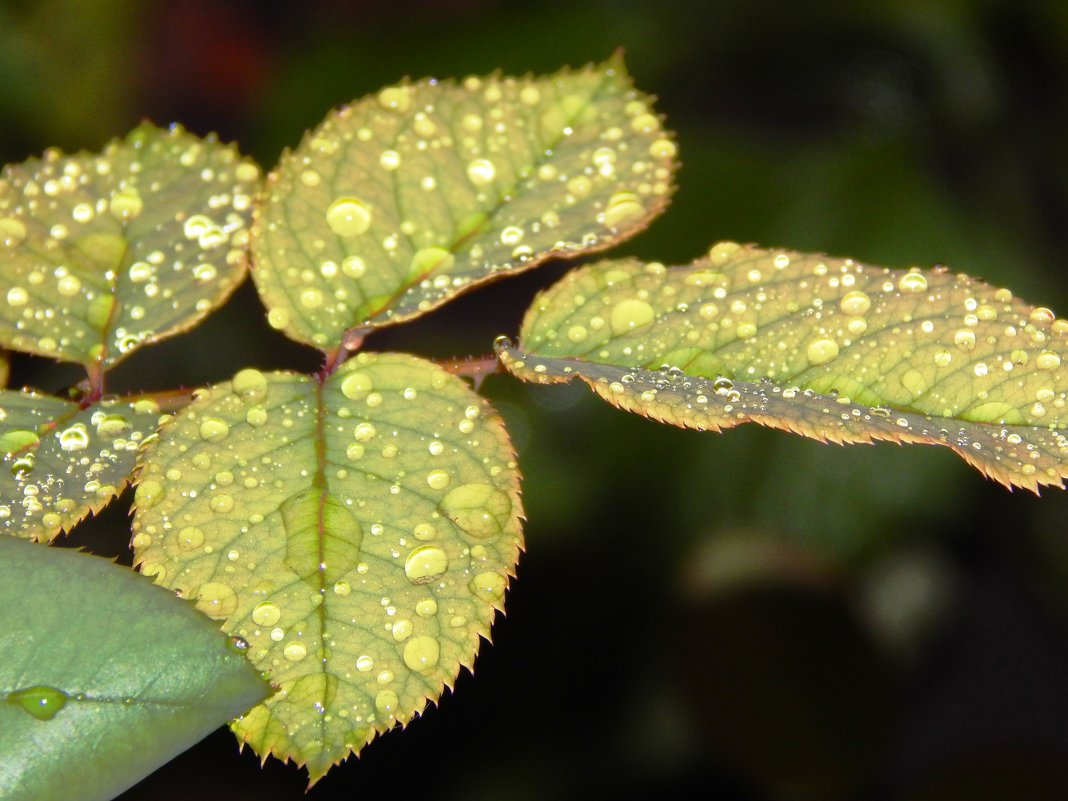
0;537;269;801
502;242;1068;491
0;390;161;540
0;124;260;369
252;54;677;348
132;356;523;782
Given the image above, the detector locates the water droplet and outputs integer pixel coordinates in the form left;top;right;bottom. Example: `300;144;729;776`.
426;469;450;490
603;191;644;228
252;602;281;627
469;571;506;602
232;368;268;404
392;619;413;641
402;635;440;673
610;298;655;335
109;188;143;221
409;247;454;278
416;598;438;617
6;685;68;721
334;580;351;596
57;423;89;452
440;483;512;538
953;329;976;350
199;418;230;442
1037;351;1061;370
210;494;235;513
326;197;372;237
177;526;205;551
195;582;237;619
374;689;399;717
0;216;27;246
94;413;131;437
346;442;365;461
339;371;373;400
6;287;28;307
649;138;677;159
283;641;308;661
379;150;401;170
353;422;376;442
404;545;449;584
839;291;871;315
897;272;928;293
246;405;268;427
135;479;164;509
806;338;840;365
567;325;588;343
377;85;411;112
466;159;496;186
267;308;290;330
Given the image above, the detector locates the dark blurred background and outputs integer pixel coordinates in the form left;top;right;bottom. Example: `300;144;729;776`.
5;0;1068;799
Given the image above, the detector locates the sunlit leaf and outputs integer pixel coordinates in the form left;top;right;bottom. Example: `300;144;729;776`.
252;54;677;348
0;537;269;801
502;242;1068;491
0;390;161;540
0;124;260;369
132;356;523;782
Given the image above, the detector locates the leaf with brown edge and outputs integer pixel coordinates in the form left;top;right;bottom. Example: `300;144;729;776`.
251;53;678;349
0;390;162;540
131;356;523;783
0;123;260;369
500;242;1068;491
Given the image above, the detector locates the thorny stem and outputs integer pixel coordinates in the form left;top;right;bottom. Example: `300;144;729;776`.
437;352;501;391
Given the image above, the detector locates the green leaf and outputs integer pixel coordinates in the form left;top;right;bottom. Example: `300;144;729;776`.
252;54;678;348
132;356;523;782
0;537;269;801
502;242;1068;491
0;390;161;540
0;124;260;369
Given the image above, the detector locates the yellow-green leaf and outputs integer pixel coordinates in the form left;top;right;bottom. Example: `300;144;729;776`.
0;124;260;368
502;242;1068;491
252;54;677;348
131;356;523;782
0;390;161;540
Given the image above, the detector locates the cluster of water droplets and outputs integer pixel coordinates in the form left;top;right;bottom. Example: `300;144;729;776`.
253;60;678;347
0;124;259;366
131;353;522;762
0;393;160;539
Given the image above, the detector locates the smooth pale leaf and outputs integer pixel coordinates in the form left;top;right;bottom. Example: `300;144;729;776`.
503;242;1068;491
0;537;269;801
252;55;677;348
0;390;161;540
132;356;523;782
0;124;260;368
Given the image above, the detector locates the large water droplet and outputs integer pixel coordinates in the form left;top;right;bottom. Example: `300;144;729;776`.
199;418;230;442
466;159;496;186
610;298;655;335
135;479;164;509
252;601;281;627
806;338;840;365
325;197;372;237
58;423;89;452
232;368;268;404
374;689;399;718
426;469;450;490
340;371;373;400
440;483;512;539
7;685;69;721
195;582;238;619
469;571;506;602
402;635;440;673
404;545;449;584
603;191;645;229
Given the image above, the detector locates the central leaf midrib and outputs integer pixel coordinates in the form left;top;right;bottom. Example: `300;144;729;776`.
311;376;331;743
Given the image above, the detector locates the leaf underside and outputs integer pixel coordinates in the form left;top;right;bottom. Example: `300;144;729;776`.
132;354;523;782
0;123;260;368
503;242;1068;491
252;54;678;347
0;390;162;540
0;537;268;801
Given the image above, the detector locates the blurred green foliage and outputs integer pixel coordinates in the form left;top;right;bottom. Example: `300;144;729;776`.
5;0;1068;798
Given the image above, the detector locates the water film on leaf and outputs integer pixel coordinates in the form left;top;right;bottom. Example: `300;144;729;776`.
502;242;1068;491
132;355;523;782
